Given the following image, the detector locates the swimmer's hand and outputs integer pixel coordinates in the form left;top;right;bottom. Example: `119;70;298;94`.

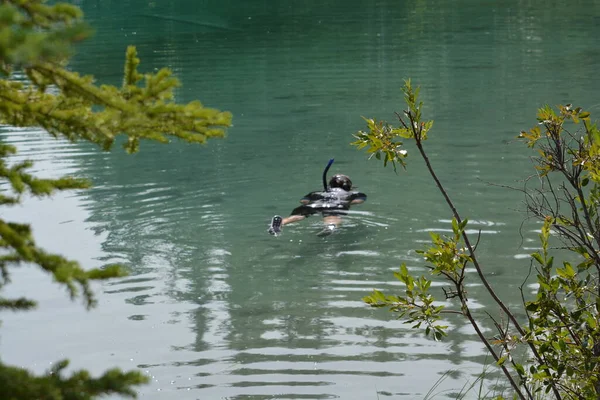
268;215;283;236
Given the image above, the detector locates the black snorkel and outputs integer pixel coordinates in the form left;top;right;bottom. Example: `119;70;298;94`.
322;158;334;192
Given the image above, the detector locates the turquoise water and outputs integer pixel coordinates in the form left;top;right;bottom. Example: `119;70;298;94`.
2;1;600;398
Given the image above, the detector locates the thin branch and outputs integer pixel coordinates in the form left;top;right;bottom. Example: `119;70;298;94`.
458;293;526;400
408;123;563;400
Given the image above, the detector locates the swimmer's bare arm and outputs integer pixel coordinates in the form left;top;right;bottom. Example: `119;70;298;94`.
282;215;306;225
350;192;367;205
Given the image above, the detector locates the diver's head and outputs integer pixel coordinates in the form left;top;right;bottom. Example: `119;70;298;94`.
329;174;352;191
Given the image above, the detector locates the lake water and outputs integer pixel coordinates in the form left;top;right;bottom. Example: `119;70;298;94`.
2;1;600;399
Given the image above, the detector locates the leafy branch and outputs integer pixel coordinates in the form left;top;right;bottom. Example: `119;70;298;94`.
0;1;233;398
1;1;232;312
351;80;600;399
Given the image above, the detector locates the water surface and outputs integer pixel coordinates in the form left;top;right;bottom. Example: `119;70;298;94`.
2;1;600;399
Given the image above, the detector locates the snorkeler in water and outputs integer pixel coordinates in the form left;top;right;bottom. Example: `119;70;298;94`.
268;159;367;237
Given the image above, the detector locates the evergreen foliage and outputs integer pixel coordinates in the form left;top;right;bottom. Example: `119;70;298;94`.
0;0;231;398
353;81;600;399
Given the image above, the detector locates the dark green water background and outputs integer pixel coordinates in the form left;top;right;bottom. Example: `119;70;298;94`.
2;1;600;398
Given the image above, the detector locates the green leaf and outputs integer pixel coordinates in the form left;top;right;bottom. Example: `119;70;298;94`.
586;314;597;329
451;218;459;234
563;262;576;278
400;263;409;278
532;252;544;265
582;177;590;187
515;363;525;376
428;231;441;242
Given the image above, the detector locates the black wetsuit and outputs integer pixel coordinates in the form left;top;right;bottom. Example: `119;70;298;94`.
290;187;367;217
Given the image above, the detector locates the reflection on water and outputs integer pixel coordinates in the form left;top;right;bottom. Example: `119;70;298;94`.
2;1;600;399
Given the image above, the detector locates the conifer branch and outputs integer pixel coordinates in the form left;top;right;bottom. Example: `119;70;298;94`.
0;1;233;398
0;359;149;399
0;297;37;311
